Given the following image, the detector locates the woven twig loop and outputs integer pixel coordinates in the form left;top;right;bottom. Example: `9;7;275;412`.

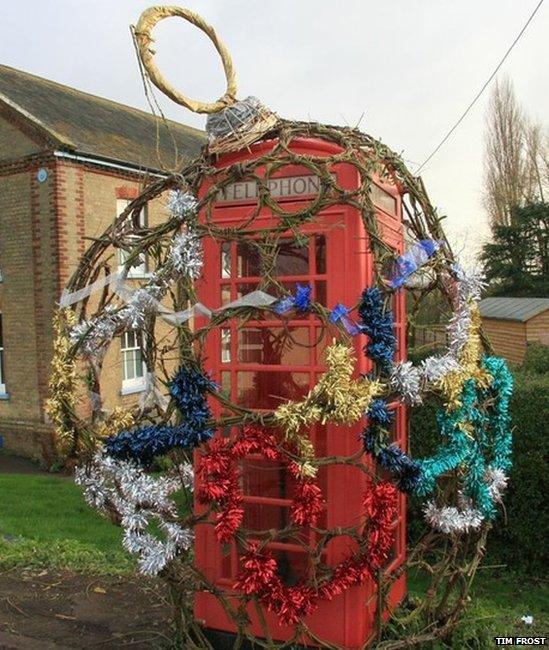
134;5;237;114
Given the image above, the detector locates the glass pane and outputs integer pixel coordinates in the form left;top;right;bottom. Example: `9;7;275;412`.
221;371;231;400
134;349;144;378
0;314;3;347
314;424;328;457
124;352;135;380
236;371;309;409
274;239;309;276
236;282;259;299
221;242;231;279
242;502;290;534
238;327;310;365
383;527;398;569
271;548;309;586
315;235;326;274
126;331;136;349
0;350;4;385
242;504;311;545
315;280;327;306
314;327;330;366
221;546;232;579
221;285;231;306
236;241;262;277
241;458;296;500
387;408;398;442
371;184;397;214
221;328;231;363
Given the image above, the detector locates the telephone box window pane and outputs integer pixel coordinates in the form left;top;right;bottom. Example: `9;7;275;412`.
243;502;290;537
315;235;326;274
221;547;232;579
314;327;330;365
371;183;397;214
221;371;231;400
236;371;309;409
241;458;297;500
271;548;309;586
314;424;328;457
274;239;309;276
221;285;232;306
221;328;231;363
383;531;398;569
221;242;231;278
238;327;310;365
388;410;398;442
315;281;327;306
236;241;262;278
236;282;259;299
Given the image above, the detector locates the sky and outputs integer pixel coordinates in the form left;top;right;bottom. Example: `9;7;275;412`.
1;0;547;262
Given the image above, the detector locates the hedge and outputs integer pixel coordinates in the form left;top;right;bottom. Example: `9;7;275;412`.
407;344;549;574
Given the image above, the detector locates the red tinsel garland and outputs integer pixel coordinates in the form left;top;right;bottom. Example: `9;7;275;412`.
196;426;325;543
197;427;397;627
234;481;398;625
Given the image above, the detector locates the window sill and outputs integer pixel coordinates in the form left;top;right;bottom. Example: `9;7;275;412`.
0;392;10;401
118;268;151;280
120;384;147;396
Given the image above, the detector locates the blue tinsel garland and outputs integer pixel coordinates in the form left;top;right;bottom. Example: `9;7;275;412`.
357;287;396;374
362;398;423;493
105;367;217;465
274;283;312;314
358;283;513;516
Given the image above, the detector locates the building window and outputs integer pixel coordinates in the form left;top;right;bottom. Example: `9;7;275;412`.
117;199;148;277
121;330;146;393
0;313;5;394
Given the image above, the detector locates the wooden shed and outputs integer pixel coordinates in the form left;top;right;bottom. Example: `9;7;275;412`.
479;297;549;365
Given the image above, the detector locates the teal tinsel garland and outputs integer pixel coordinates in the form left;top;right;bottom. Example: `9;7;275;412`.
415;355;513;519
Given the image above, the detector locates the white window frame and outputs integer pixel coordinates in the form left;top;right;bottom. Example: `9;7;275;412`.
0;313;6;395
117;199;148;278
120;329;147;394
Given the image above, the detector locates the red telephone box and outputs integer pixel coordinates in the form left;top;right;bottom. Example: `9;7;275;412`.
195;137;407;649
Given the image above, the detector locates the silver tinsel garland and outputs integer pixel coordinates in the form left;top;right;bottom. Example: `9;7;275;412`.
170;231;203;279
423;467;508;534
390;361;423;405
75;453;193;576
390;267;484;405
167;190;199;222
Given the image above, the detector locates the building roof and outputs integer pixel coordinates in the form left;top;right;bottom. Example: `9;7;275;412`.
479;297;549;322
0;64;205;172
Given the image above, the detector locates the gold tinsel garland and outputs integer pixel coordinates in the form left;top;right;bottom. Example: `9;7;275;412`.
45;310;79;455
436;303;491;411
274;343;382;476
96;407;135;440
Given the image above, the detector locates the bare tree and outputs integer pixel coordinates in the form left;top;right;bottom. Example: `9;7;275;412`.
524;119;548;203
483;77;527;226
483;77;548;226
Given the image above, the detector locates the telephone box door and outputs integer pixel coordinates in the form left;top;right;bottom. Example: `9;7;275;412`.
195;139;406;649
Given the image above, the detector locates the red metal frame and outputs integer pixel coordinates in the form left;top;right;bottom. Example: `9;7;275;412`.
194;138;407;649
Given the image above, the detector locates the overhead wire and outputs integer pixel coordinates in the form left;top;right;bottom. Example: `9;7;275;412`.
415;0;545;174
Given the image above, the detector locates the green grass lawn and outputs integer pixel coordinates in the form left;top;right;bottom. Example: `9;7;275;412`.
0;472;132;573
405;568;548;647
0;471;547;646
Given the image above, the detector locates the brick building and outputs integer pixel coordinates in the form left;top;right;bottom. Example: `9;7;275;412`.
0;64;204;459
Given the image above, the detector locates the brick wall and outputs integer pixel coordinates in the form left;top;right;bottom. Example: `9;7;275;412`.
0;169;46;456
1;152;177;458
